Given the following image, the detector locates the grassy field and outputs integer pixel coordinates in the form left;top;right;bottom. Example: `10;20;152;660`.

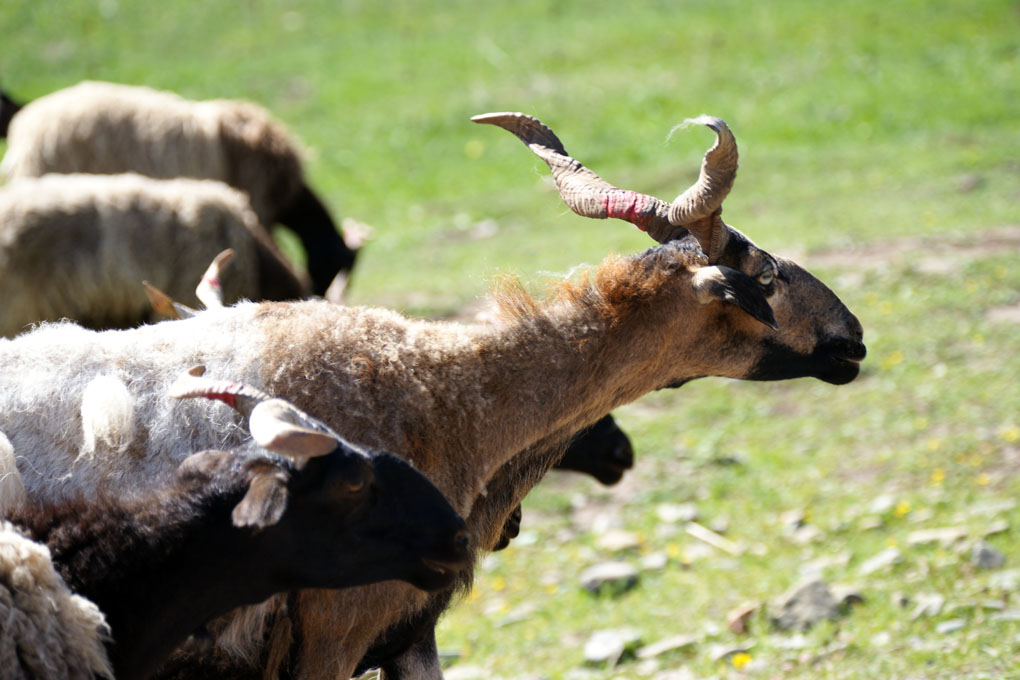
2;0;1018;677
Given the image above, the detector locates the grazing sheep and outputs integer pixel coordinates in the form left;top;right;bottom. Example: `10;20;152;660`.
0;81;355;295
2;371;469;680
0;173;310;337
0;113;864;680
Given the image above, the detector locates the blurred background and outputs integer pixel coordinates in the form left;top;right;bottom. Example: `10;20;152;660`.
2;1;1018;677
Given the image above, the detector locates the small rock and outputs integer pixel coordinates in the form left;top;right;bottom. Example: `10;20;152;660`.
935;619;967;635
650;670;697;680
596;529;642;553
583;628;642;666
579;561;639;596
636;634;700;659
909;592;946;620
907;526;968;547
971;541;1006;569
982;520;1010;537
770;580;843;631
641;552;669;572
831;585;865;608
858;516;884;531
990;609;1020;622
988;568;1020;591
968;499;1017;518
771;632;811;650
869;494;896;514
726;601;760;634
657;502;699;523
858;547;903;576
789;524;824;545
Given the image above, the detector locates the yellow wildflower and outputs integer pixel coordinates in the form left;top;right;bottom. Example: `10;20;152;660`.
1000;426;1020;443
930;468;946;485
894;500;911;518
732;652;752;670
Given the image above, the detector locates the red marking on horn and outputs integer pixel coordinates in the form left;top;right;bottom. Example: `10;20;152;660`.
603;191;654;232
204;392;237;408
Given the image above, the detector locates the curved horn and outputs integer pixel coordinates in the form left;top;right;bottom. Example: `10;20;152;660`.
195;248;235;310
248;399;339;459
666;116;738;262
471;112;686;244
170;366;340;459
169;365;274;419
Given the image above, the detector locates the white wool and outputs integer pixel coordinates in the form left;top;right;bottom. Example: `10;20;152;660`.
0;305;264;501
0;431;27;513
80;376;136;459
0;522;113;679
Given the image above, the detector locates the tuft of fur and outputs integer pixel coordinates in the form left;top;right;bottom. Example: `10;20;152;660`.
79;375;137;460
0;522;112;680
0;173;308;337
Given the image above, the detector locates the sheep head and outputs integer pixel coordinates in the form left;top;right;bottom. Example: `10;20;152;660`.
473;112;865;385
171;368;471;590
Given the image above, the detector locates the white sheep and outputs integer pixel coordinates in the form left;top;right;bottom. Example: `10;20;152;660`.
0;522;113;680
1;81;356;295
0;172;310;337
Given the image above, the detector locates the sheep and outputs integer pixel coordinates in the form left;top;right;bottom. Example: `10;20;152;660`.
0;112;865;680
0;81;356;296
2;369;470;680
0;172;311;337
0;89;20;138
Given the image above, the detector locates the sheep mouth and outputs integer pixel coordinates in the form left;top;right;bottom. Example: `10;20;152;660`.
413;556;468;590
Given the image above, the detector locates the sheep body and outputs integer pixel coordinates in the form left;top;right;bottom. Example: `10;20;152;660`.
0;113;865;679
1;81;354;294
1;82;298;231
0;173;309;337
0;521;112;680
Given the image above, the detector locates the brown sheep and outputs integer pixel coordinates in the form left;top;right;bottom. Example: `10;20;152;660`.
0;113;863;679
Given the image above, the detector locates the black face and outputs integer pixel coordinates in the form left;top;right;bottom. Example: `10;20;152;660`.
555;414;634;485
713;231;866;386
748;335;866;385
283;450;470;593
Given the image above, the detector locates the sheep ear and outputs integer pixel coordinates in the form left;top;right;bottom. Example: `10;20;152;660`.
233;467;291;529
249;400;339;459
692;266;779;330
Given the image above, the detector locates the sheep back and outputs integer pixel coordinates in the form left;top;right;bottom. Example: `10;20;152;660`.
0;173;270;336
0;521;112;680
1;81;305;228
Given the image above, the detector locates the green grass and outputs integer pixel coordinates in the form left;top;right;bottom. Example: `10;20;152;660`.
2;0;1019;677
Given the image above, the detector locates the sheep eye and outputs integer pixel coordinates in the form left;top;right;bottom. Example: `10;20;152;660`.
758;270;775;286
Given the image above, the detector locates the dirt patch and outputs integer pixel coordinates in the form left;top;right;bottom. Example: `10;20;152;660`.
784;225;1020;273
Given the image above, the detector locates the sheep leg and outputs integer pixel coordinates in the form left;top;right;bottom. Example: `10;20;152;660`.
277;183;357;296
